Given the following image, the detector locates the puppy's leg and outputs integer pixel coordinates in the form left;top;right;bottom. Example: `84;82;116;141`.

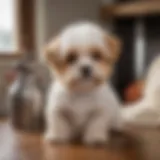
83;112;109;145
44;109;72;143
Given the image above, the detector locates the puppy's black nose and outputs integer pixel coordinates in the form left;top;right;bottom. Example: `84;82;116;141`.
81;66;92;78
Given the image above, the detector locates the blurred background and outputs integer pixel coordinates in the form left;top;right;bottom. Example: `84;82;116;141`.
0;1;160;160
0;0;159;115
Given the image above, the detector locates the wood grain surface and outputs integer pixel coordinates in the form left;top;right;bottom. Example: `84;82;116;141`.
0;119;140;160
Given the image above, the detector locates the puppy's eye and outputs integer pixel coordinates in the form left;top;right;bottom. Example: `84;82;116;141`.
91;51;102;61
66;52;77;64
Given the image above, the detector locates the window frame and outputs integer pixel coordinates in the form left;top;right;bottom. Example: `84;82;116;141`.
0;0;36;59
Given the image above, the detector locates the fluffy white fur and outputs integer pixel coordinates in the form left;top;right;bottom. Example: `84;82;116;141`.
45;81;120;144
44;22;121;145
121;55;160;129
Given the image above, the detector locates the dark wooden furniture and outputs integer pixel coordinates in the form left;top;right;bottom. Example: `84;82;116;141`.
101;1;160;19
101;1;160;99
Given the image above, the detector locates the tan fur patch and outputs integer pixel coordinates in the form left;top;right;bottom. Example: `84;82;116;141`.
89;47;113;65
105;35;122;63
44;37;67;74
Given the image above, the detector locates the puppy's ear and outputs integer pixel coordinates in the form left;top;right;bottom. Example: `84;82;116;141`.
105;34;122;63
44;37;61;69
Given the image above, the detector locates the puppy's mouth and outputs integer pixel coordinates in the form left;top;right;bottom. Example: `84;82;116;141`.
80;74;93;80
72;75;102;87
68;76;103;92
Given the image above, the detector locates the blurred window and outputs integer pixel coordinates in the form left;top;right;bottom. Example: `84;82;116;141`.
0;0;16;53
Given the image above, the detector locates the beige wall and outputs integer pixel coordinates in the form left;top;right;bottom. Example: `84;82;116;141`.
43;0;109;42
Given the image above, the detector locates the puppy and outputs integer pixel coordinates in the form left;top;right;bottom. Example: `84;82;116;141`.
121;55;160;129
44;22;121;145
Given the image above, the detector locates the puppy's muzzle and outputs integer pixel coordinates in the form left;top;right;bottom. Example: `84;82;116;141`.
80;66;92;78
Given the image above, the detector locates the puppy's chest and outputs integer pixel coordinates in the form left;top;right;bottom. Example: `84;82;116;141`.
66;94;100;124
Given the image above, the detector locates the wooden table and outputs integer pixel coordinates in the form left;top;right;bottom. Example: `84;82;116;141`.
0;119;140;160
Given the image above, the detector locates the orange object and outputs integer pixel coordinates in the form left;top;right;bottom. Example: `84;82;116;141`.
124;80;144;103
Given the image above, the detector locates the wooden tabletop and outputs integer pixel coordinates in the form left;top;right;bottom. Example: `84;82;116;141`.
0;119;140;160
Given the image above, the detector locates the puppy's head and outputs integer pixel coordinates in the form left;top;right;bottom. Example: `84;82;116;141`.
45;22;121;92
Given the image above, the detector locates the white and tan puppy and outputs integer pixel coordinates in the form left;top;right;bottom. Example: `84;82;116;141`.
121;55;160;129
44;22;121;145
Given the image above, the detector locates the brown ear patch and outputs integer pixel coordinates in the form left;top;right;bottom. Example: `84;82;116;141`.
44;37;63;71
105;35;122;63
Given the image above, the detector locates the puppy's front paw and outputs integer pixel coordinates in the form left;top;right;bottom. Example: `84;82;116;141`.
44;131;70;144
83;132;109;146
